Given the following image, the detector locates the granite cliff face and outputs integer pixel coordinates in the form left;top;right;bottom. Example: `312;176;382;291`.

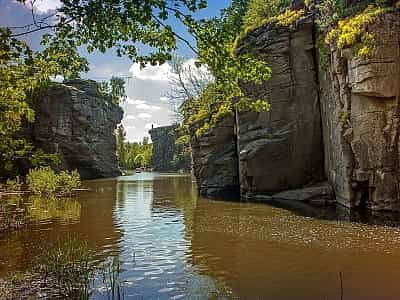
31;79;123;179
149;125;191;171
189;11;400;211
236;16;325;198
320;12;400;211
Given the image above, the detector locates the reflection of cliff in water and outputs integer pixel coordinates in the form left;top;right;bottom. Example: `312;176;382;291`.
0;179;122;275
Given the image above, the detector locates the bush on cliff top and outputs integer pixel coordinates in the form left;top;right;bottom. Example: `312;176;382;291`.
324;5;386;58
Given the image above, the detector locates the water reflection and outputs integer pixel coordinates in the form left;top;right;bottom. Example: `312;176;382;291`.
0;179;122;277
109;173;229;299
2;174;400;299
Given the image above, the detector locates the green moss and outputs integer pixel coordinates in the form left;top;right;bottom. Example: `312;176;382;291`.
339;111;350;123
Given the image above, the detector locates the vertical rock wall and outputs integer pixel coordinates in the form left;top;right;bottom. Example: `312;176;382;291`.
32;79;123;179
188;11;400;211
319;12;400;211
189;115;240;198
236;17;325;198
149;124;188;171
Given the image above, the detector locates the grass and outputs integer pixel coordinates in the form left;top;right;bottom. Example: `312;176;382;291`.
0;236;126;300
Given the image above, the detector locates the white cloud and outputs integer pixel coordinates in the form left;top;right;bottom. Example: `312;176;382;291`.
138;113;152;119
160;96;169;102
133;102;162;111
136;103;151;110
126;97;146;105
130;63;172;82
124;125;136;130
32;0;62;13
125;115;136;120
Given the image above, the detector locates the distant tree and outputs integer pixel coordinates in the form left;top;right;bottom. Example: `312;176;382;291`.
116;125;126;169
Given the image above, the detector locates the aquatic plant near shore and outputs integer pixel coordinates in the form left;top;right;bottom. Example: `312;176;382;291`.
27;167;81;195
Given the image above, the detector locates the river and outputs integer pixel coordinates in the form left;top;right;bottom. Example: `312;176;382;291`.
1;173;400;299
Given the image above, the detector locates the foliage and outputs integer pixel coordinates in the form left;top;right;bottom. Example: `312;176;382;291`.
116;125;127;169
27;167;81;195
5;176;23;191
172;126;191;170
324;5;386;58
16;0;207;65
316;35;331;71
180;1;272;137
339;111;350;124
0;27;86;176
2;0;207;177
99;76;126;104
117;133;153;170
195;122;211;138
269;8;305;27
57;170;81;194
165;54;212;122
242;0;291;29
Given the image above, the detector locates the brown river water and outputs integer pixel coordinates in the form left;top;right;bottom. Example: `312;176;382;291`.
2;173;400;299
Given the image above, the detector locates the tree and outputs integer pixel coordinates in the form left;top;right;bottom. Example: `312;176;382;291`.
13;0;208;65
0;28;87;176
165;54;212;122
99;76;127;104
116;124;126;169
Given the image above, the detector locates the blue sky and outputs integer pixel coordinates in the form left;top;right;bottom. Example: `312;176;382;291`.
0;0;230;141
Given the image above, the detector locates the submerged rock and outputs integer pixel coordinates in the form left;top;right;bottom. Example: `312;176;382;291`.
30;79;123;179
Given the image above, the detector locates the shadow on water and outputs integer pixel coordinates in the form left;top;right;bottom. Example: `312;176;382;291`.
208;191;400;228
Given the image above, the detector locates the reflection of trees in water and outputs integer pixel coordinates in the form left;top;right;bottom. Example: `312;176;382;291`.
28;196;81;224
0;179;122;276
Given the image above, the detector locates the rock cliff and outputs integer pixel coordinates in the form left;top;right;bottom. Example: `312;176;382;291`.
236;16;325;198
189;114;239;198
189;11;400;211
319;12;400;211
30;79;123;179
149;125;191;171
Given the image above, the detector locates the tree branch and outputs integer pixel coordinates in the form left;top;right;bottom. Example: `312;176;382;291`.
151;14;198;55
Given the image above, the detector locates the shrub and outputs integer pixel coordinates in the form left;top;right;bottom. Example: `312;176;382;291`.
57;170;81;194
243;0;291;29
325;5;386;58
5;176;23;191
27;167;58;195
27;167;81;195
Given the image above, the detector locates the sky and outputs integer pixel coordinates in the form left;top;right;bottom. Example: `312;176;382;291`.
0;0;230;142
